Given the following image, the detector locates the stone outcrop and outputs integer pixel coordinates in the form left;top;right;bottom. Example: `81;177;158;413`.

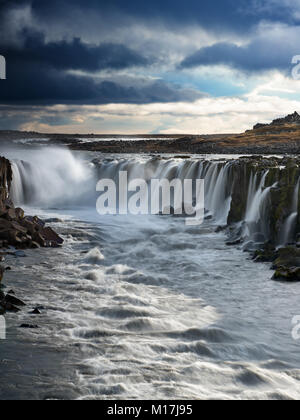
253;111;300;130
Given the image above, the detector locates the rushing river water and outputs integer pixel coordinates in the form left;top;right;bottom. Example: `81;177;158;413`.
1;147;300;400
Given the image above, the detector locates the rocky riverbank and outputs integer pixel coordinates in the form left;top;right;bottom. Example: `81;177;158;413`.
0;156;63;315
220;155;300;281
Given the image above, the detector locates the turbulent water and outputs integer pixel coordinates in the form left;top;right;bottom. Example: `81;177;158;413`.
1;147;300;400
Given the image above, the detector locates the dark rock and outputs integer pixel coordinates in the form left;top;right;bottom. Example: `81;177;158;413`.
19;324;39;329
272;267;300;282
226;238;242;246
5;294;26;307
253;242;278;263
30;308;41;315
1;301;20;313
0;265;4;284
15;207;25;219
272;247;300;270
215;225;227;233
254;112;300;130
7;289;15;295
29;241;40;249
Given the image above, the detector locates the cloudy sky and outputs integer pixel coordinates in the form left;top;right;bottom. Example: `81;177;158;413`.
1;0;300;134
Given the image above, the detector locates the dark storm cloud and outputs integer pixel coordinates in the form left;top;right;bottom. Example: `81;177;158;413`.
14;0;300;31
0;4;204;105
0;59;204;105
180;38;296;72
1;29;148;72
0;0;299;108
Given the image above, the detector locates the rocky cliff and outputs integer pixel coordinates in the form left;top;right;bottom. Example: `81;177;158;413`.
220;156;300;281
253;111;300;130
0;156;12;207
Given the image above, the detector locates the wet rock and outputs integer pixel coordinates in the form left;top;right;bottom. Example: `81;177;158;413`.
6;207;17;220
272;267;300;282
29;241;40;249
253;242;278;263
226;238;242;246
30;308;41;315
19;324;39;329
15;207;25;219
242;241;262;252
5;294;26;307
1;301;20;313
272;246;300;270
0;265;4;284
215;225;227;233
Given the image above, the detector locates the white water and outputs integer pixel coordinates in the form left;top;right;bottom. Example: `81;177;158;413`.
281;178;300;245
1;148;300;400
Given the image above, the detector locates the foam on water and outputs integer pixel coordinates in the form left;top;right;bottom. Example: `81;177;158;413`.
1;147;300;400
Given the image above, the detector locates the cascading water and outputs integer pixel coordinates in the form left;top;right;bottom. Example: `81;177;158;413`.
281;177;300;245
6;148;300;246
9;148;96;208
243;171;274;242
93;157;233;222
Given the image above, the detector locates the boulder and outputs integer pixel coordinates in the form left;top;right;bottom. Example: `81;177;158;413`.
15;208;25;219
40;227;63;246
5;294;26;307
19;324;39;329
272;246;300;270
0;301;20;313
272;267;300;282
30;308;41;315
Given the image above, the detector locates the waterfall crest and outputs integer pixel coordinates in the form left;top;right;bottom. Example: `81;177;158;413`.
9;150;300;246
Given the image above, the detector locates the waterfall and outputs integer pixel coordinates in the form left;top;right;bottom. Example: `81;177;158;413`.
243;171;276;242
208;162;232;224
7;148;300;246
245;171;269;224
10;148;95;208
281;178;300;245
94;157;232;222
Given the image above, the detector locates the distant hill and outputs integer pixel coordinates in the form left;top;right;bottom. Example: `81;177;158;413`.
253;111;300;130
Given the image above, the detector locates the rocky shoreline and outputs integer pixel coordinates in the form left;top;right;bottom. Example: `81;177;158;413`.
2;112;300;155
